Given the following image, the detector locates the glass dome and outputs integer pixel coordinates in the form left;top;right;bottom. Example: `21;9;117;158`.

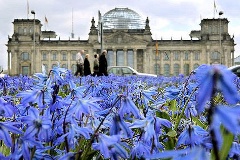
102;8;145;30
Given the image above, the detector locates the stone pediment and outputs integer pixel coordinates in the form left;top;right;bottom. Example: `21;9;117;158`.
104;31;147;44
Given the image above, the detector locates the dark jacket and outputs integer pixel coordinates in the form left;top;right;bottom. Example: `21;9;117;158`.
84;58;91;76
99;54;108;76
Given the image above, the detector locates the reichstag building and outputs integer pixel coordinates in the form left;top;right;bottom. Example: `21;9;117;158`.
7;7;235;76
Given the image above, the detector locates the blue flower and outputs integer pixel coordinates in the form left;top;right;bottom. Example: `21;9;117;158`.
119;96;142;119
130;141;151;159
92;134;121;158
16;87;52;108
130;116;171;147
10;136;45;160
145;146;210;160
177;125;209;148
19;107;52;139
0;121;22;147
228;142;240;158
0;97;16;117
184;101;198;118
211;105;240;135
195;64;239;113
110;114;133;138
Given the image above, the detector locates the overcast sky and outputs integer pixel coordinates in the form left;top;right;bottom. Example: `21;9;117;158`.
1;0;240;70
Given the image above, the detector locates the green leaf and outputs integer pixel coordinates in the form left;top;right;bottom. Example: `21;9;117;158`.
167;130;177;137
192;116;207;129
219;130;234;160
169;99;177;112
156;110;170;121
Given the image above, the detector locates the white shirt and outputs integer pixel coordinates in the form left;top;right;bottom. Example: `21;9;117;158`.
76;52;84;64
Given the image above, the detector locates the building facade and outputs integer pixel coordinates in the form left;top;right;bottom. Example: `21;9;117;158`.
6;8;235;76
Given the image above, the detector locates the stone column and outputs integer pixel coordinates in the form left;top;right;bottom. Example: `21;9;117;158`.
133;49;137;70
143;49;147;73
123;48;127;66
113;49;116;66
67;51;71;70
48;51;51;73
7;50;11;75
189;50;192;74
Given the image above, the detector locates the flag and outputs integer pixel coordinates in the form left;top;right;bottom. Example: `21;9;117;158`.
155;40;158;56
45;16;48;24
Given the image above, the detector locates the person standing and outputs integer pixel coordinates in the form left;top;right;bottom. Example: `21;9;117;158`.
74;50;84;76
84;54;91;76
99;50;108;76
92;54;99;76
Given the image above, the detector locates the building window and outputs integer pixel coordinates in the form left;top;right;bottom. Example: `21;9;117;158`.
164;64;170;76
22;66;29;75
194;51;200;60
29;27;32;33
154;63;160;75
62;52;67;61
72;51;77;60
173;51;180;61
163;51;170;61
127;50;134;68
52;51;57;60
184;51;189;60
211;51;220;60
173;64;180;76
71;64;77;74
107;50;114;66
116;50;124;66
23;28;27;34
184;64;190;76
43;64;48;73
52;64;57;69
62;64;67;69
193;63;199;70
42;52;47;61
18;27;23;34
22;52;29;60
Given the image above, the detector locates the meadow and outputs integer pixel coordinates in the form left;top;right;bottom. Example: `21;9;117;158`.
0;64;239;160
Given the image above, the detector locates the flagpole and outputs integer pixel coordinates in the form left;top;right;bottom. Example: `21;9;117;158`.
27;0;29;19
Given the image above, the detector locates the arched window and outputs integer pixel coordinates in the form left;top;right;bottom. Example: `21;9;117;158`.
43;64;48;73
71;64;77;74
184;64;190;76
164;64;170;76
154;63;160;75
22;52;29;60
193;63;199;70
173;63;180;76
62;64;67;69
52;64;57;69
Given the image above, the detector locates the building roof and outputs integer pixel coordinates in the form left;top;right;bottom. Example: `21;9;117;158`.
102;8;145;30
